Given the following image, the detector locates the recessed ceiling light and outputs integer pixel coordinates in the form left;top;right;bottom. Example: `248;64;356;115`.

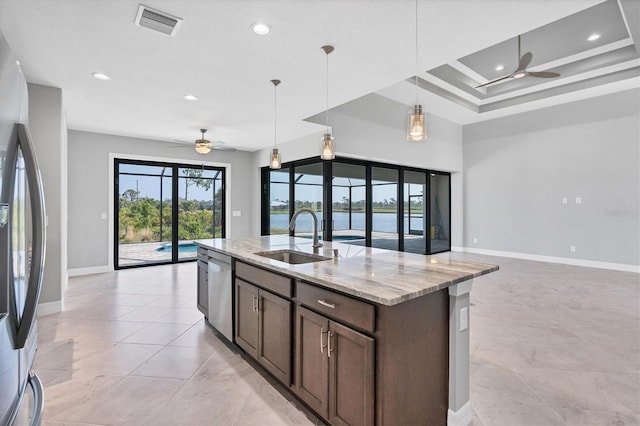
495;64;505;71
184;94;198;101
587;33;601;41
91;72;111;80
251;23;271;35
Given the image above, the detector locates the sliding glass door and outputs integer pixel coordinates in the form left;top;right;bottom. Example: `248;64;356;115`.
261;156;450;255
115;160;225;268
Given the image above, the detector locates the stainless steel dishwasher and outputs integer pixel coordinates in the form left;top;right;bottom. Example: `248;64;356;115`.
207;250;233;341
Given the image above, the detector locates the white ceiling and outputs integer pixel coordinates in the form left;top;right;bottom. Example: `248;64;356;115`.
0;0;613;151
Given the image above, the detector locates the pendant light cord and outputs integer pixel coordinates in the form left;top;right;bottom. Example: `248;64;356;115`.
274;83;277;148
415;0;419;105
326;51;330;133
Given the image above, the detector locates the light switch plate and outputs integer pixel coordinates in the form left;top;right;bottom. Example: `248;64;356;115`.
232;210;241;217
100;212;107;220
575;197;582;204
562;197;568;204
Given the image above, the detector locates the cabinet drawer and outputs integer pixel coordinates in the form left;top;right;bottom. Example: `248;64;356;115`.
297;281;375;334
236;261;293;298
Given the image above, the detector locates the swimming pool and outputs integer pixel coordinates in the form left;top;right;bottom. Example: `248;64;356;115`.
155;242;199;253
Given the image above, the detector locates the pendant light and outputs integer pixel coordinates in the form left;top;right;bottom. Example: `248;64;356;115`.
320;45;335;160
269;79;282;169
407;0;427;141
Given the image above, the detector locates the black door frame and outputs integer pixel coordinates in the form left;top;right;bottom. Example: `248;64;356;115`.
261;156;451;255
114;158;226;269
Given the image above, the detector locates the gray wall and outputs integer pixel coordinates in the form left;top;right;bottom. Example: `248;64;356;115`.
463;89;640;266
252;94;464;244
28;83;67;305
67;130;254;270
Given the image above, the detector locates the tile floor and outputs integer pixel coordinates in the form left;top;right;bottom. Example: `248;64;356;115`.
27;253;639;425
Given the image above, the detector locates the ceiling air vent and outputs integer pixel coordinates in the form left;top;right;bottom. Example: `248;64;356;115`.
134;5;182;37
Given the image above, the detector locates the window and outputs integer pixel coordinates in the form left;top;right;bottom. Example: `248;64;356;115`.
115;159;225;268
261;157;450;255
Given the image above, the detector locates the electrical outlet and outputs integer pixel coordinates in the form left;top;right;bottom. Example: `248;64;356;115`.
460;307;468;331
562;197;568;204
100;212;107;220
473;237;478;244
576;197;582;204
570;245;576;252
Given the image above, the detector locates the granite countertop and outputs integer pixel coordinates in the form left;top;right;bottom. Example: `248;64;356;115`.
196;235;498;306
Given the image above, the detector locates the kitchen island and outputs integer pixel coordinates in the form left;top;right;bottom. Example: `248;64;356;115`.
196;235;498;426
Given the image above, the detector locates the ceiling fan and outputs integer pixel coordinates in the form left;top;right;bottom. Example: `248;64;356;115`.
171;129;235;154
475;35;561;88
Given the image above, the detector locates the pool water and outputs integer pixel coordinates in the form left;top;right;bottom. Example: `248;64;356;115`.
155;243;199;253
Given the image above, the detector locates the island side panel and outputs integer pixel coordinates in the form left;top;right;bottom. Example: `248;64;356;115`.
375;288;449;425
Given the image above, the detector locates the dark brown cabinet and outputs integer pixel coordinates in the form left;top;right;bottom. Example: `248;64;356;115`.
235;278;291;385
296;306;374;426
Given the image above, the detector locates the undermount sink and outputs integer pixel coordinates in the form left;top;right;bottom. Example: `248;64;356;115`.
255;249;331;265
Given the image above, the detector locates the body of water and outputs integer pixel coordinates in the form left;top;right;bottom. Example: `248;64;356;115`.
270;211;425;234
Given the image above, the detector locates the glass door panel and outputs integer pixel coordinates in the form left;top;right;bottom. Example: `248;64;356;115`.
177;167;224;260
403;171;427;254
371;167;399;251
332;163;366;244
269;168;290;234
115;160;225;268
293;163;324;240
117;164;172;266
430;173;450;253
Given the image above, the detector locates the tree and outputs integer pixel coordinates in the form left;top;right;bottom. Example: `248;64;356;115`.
182;169;212;200
121;189;139;203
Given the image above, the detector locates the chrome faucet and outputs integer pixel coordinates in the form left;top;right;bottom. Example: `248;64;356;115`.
289;208;323;249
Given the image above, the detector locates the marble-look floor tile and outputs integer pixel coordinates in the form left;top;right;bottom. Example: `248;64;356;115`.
514;367;636;413
44;373;185;425
117;305;173;322
72;342;164;375
130;344;214;379
121;322;192;345
154;307;204;325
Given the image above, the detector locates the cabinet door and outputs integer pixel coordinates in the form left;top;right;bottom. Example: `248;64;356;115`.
328;320;375;426
235;279;259;359
258;290;291;385
295;306;329;418
196;260;208;316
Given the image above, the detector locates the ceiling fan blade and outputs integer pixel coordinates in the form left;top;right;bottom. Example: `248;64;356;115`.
475;74;511;88
518;52;532;70
528;71;560;78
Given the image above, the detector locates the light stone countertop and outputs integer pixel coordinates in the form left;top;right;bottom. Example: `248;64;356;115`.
196;235;499;306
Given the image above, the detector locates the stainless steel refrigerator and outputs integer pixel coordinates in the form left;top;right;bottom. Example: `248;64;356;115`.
0;30;46;425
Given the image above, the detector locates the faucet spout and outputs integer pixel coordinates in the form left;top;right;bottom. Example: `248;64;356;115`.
289;208;323;249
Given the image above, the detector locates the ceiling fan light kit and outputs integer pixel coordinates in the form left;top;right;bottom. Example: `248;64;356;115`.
407;0;427;142
194;128;212;154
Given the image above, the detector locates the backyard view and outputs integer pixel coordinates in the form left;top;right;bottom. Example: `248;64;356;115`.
116;162;224;267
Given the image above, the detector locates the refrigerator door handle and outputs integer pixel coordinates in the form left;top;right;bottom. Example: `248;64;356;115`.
28;372;44;426
14;124;46;350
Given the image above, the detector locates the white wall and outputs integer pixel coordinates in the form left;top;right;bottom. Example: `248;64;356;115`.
28;83;67;312
67;130;255;272
252;93;464;243
463;89;640;269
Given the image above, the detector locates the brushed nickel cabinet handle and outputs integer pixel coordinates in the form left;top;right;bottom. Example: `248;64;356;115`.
320;327;327;354
327;331;334;357
317;299;336;309
252;296;258;313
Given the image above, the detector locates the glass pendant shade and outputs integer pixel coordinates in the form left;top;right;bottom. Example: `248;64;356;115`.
321;133;335;160
195;141;211;154
407;104;426;141
270;148;281;169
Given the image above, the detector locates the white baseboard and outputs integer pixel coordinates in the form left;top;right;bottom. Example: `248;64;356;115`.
68;265;110;277
461;247;639;273
448;400;472;426
37;300;62;317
